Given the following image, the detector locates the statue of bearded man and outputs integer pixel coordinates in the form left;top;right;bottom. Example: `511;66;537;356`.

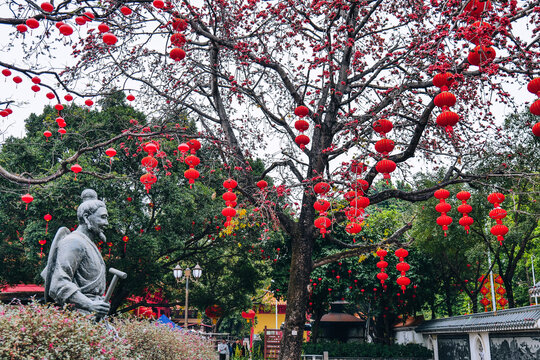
41;189;110;317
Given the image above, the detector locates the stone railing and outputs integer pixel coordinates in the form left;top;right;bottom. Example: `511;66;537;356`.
301;354;432;360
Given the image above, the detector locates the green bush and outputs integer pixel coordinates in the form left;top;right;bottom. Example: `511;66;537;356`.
303;341;432;358
0;302;215;360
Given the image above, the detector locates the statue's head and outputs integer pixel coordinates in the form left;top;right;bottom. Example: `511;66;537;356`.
77;189;108;241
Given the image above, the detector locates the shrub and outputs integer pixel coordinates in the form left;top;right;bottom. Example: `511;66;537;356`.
302;341;432;358
0;302;215;360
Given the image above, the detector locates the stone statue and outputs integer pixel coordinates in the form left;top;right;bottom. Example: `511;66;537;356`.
41;189;110;318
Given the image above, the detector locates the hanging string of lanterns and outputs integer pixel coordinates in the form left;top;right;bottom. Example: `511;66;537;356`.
395;248;410;293
375;249;388;285
527;78;540;137
480;285;490;311
464;0;496;67
433;73;460;136
434;188;452;237
294;105;310;150
373;119;396;184
38;239;46;258
456;190;474;234
169;18;188;62
344;161;368;240
222;178;238;228
140;141;160;193
183;139;201;188
488;192;508;246
313;181;331;237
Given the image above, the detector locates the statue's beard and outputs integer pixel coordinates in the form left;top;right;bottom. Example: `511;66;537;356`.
88;223;106;242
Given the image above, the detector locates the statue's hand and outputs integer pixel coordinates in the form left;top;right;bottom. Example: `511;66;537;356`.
88;300;110;317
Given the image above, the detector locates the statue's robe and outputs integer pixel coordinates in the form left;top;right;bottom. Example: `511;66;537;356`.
41;228;106;310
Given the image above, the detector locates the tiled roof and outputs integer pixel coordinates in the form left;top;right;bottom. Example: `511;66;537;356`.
415;305;540;334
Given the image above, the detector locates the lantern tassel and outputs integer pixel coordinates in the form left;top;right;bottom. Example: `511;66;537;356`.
124;243;127;253
45;222;48;235
40;247;43;257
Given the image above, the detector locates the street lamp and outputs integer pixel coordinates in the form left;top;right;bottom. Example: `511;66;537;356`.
173;263;203;328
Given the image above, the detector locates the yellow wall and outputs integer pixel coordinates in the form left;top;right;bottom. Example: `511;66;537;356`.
255;312;286;333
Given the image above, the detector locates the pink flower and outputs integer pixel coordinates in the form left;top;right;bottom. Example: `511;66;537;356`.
49;343;54;349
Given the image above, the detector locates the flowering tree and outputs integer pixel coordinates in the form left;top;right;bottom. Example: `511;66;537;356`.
1;0;539;358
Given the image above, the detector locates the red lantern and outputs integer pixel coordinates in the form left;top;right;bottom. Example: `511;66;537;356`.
314;216;331;237
184;168;199;188
434;92;457;108
436;110;459;135
120;6;132;15
44;213;52;234
464;21;494;45
16;24;28;33
377;272;389;282
105;147;116;164
314;182;330;195
2;69;11;77
532;123;540;137
31;85;40;93
40;2;54;12
295;119;309;132
59;24;73;35
172;18;188;31
187;139;201;153
21;193;33;211
126;94;135;101
396;276;410;292
489;208;507;220
396;262;410;273
496;287;506;295
55;104;64;112
349;196;369;210
395;248;408;259
85;99;94;107
141;156;158;170
206;305;224;324
498;297;508;308
43;130;52;140
377;260;388;269
223;178;238;189
372;119;393;136
434;188;450;200
184;155;200;168
376;249;387;258
294;105;309;117
456;190;471;202
144;142;159;155
177;143;190;160
64;94;73;102
432;72;454;90
103;33;118;45
31;77;41;84
58;128;67;137
467;45;496;66
256;180;268;190
374;138;395;157
46;92;55;100
140;172;157;193
122;235;129;252
464;0;492;18
437;215;453;236
375;159;396;183
171;33;186;47
480;297;490;309
98;23;110;33
75;16;87;25
487;192;505;207
530;100;540;116
345;222;362;235
435;202;451;213
26;18;39;29
490;224;509;245
528;78;540;96
459;215;474;234
222;191;237;205
295;134;310;149
153;0;165;8
170;48;186;61
313;199;330;213
38;239;47;257
71;164;82;180
222;206;237;227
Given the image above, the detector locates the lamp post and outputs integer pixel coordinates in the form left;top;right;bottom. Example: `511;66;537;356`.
173;263;203;328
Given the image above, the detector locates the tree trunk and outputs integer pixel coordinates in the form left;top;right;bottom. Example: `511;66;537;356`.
278;232;313;360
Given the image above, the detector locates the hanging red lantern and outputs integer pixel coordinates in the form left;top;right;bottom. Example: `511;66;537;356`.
16;24;28;33
43;130;52;140
59;24;73;36
487;192;505;207
98;23;110;33
530;100;540;116
496;287;506;295
64;94;73;102
184;168;199;188
294;105;309;117
256;180;268;190
153;0;165;8
498;297;508;308
105;147;116;164
143;142;159;155
38;239;47;257
140;172;157;193
395;248;408;259
75;16;87;25
314;182;330;195
44;213;52;234
223;178;238;189
464;21;495;45
295;134;310;149
31;85;40;93
396;276;410;293
46;92;55;100
480;286;489;295
528;78;540;96
222;191;237;204
349;196;370;210
313;199;330;213
141;156;158;170
55;104;64;112
172;18;188;31
85;99;94;107
459;215;474;234
532;122;540;137
345;222;362;234
2;69;11;77
376;249;387;258
434;188;450;200
12;76;22;84
184;155;200;168
375;159;396;183
489;208;507;220
374;138;395;157
467;45;496;66
40;2;54;12
126;94;135;101
187;139;201;153
295;119;309;132
490;224;509;245
434;92;457;108
396;262;410;273
456;190;471;202
171;33;186;47
376;260;388;269
464;0;492;18
222;206;237;227
21;193;34;210
435;202;451;213
26;18;39;29
55;116;65;125
120;6;132;15
102;33;118;45
71;164;82;180
436;110;459;135
377;272;389;283
31;76;41;84
351;179;369;194
177;143;190;160
372;119;393;136
432;72;454;90
170;48;186;62
436;215;453;237
314;216;331;237
122;235;129;252
344;190;357;202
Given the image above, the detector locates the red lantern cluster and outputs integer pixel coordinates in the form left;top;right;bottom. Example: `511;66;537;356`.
375;249;388;284
222;178;238;228
488;192;508;246
294;105;310;150
456;191;474;234
170;18;189;61
140;142;160;193
395;248;410;293
464;0;496;67
433;73;460;136
183;139;201;188
313;181;331;237
38;239;46;258
434;188;452;237
527;78;540;137
373;119;396;184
